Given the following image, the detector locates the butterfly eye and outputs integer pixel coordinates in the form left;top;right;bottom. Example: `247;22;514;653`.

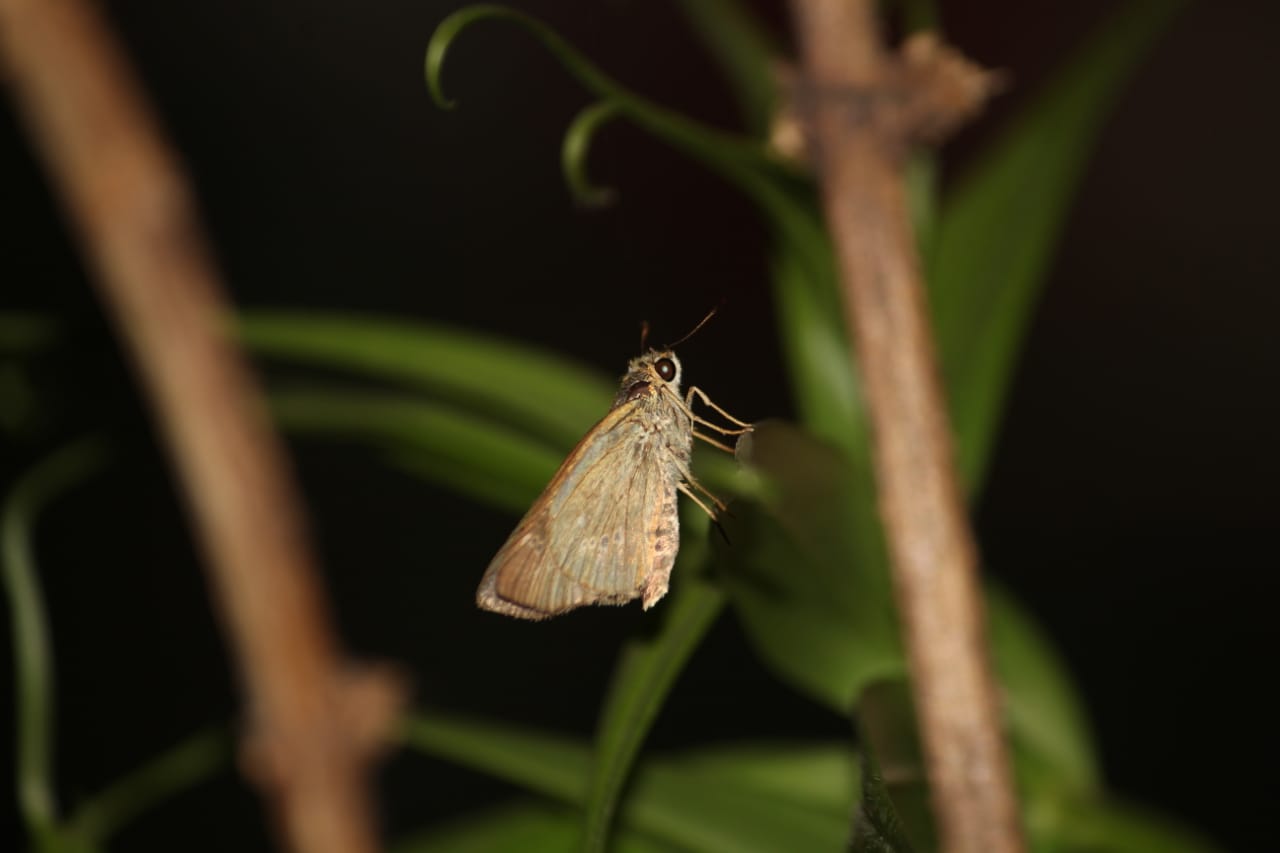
655;358;676;382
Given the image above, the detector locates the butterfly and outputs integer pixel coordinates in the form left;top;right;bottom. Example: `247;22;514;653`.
476;348;750;620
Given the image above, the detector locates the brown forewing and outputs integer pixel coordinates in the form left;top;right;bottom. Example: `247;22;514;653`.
476;390;690;620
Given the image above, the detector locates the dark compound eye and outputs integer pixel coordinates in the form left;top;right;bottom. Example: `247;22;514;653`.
654;357;676;382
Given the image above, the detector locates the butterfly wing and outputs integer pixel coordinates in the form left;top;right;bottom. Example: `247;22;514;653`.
476;399;685;620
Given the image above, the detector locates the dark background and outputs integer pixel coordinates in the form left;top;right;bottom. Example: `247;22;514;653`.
2;1;1276;850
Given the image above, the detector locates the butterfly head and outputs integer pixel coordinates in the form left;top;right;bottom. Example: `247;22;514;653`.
636;349;682;388
616;350;682;405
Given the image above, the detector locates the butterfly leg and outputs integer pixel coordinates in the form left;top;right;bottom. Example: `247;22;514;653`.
685;386;753;434
677;481;722;521
673;455;728;519
693;429;738;454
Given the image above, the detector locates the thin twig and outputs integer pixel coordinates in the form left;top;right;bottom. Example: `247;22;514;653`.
787;1;1022;851
0;1;401;851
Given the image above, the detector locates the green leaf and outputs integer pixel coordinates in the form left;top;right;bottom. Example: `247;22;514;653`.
718;421;903;713
239;312;613;449
65;728;230;845
929;0;1186;490
3;439;110;842
401;713;589;802
675;0;780;135
988;586;1100;800
583;524;725;852
268;388;563;513
626;750;851;853
1029;798;1225;853
768;226;870;469
392;802;672;853
401;715;857;852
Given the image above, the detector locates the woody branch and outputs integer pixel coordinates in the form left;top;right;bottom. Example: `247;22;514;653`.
0;1;402;851
786;1;1023;850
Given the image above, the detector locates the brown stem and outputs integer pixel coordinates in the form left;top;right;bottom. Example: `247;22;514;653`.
787;1;1022;851
0;1;400;850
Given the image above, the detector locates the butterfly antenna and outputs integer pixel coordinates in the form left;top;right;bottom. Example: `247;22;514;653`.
639;320;651;352
665;300;724;349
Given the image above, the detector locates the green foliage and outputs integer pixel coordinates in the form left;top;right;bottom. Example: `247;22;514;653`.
3;1;1208;851
400;713;855;852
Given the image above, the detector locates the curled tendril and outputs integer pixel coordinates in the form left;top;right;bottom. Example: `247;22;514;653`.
424;4;798;204
562;101;623;208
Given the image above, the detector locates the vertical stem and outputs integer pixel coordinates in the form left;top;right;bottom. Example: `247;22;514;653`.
788;1;1023;850
0;1;388;851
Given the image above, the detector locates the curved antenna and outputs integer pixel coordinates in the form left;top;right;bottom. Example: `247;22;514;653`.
665;301;723;349
639;319;651;352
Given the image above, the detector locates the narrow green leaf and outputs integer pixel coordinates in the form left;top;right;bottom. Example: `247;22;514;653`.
768;231;867;466
268;388;562;513
627;756;850;853
240;312;613;449
930;0;1186;490
3;439;110;841
1030;798;1225;853
665;742;856;815
675;0;780;135
400;714;588;803
583;523;725;852
66;728;230;845
988;586;1100;798
392;802;669;853
401;714;857;853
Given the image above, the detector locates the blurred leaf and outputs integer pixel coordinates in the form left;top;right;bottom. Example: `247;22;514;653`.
402;714;855;852
239;312;612;448
667;742;855;815
769;230;869;468
628;751;851;853
3;439;109;843
0;312;61;351
718;421;903;713
988;586;1100;800
390;801;671;853
1029;798;1225;853
583;521;725;851
268;388;562;513
66;729;230;845
929;0;1186;490
675;0;779;135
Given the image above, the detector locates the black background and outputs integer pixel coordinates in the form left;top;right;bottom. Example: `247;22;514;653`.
2;1;1277;850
